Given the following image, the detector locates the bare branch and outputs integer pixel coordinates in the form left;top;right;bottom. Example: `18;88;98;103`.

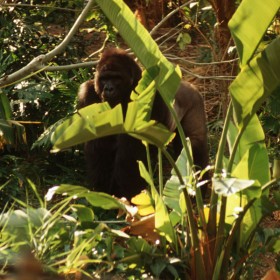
165;54;239;66
1;3;82;12
181;68;236;81
0;0;96;88
150;1;192;36
46;61;97;72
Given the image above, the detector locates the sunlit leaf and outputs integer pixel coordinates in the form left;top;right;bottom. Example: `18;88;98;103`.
213;177;255;197
52;184;90;196
53;184;125;210
230;38;280;129
52;103;123;151
131;192;154;216
232;143;270;187
84;192;125;210
163;144;193;214
171;143;192;177
229;0;280;65
138;162;177;245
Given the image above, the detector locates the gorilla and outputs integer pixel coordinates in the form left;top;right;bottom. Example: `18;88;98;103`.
77;48;209;199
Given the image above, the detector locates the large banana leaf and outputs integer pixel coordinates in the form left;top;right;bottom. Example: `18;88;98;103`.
230;37;280;129
226;116;270;243
229;0;280;65
51;103;123;150
228;4;280;247
52;70;174;151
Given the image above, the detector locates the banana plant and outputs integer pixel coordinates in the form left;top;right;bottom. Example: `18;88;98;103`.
51;0;280;279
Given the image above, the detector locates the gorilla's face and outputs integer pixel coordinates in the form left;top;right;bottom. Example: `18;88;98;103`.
94;49;142;108
96;68;132;107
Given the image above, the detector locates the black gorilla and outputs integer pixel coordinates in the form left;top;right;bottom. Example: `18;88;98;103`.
78;48;209;199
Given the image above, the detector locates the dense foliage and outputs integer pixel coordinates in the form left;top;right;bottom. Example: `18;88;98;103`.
0;0;280;279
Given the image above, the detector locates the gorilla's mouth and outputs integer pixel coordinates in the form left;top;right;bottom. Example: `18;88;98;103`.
101;91;118;107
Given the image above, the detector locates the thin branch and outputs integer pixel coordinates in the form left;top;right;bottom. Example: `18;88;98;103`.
157;28;182;49
150;1;192;36
46;61;97;72
0;0;96;88
181;68;236;81
84;34;110;61
155;23;184;44
166;54;239;66
0;3;83;12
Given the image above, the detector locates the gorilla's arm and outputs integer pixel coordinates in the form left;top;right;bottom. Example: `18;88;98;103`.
77;80;101;109
152;82;209;171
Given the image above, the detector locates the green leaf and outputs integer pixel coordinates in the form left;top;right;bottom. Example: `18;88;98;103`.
131;192;154;216
150;259;167;278
132;66;160;99
0;119;14;144
213;177;255;197
130;121;174;147
163;143;193;213
177;32;192;50
53;184;126;210
233;115;266;165
127;237;152;254
163;177;183;214
227;121;238;158
0;208;49;228
268;238;280;253
72;204;94;223
138;162;177;246
229;115;270;185
230;37;280;129
51;103;123;150
226;118;270;249
232;143;270;187
229;0;280;65
171;144;192;177
0;91;12;119
51;184;90;196
124;79;156;132
85;192;126;210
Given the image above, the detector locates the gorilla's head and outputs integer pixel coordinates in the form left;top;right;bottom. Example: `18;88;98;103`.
94;48;142;108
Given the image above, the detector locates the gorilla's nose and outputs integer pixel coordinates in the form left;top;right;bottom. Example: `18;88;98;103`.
104;83;114;95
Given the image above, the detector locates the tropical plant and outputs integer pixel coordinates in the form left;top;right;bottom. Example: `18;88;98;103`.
1;0;280;279
49;0;280;279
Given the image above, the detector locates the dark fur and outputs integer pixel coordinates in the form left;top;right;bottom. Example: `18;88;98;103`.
78;48;209;199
